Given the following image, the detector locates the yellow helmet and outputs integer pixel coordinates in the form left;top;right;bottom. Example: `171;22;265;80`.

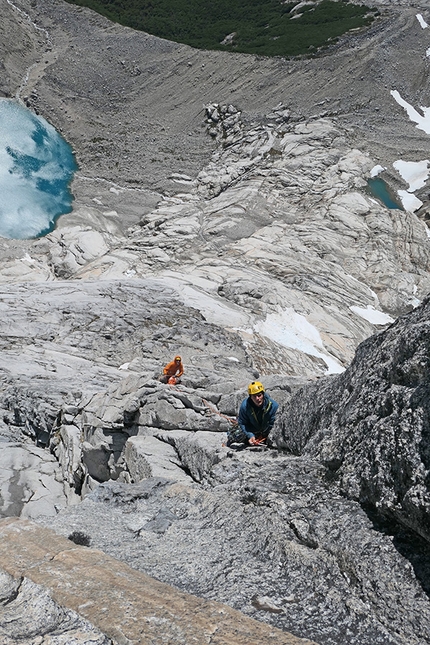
248;381;265;395
175;356;182;362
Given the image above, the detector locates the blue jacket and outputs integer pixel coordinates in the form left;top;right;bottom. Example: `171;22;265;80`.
238;393;279;440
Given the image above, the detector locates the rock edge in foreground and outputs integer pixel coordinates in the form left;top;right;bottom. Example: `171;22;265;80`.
0;517;316;645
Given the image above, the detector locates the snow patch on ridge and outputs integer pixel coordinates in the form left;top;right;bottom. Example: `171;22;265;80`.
390;90;430;135
417;14;428;29
253;308;345;375
393;160;429;192
350;305;394;326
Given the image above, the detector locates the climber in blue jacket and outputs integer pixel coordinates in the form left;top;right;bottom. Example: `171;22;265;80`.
237;381;279;445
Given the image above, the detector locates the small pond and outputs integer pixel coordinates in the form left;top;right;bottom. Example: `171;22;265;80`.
367;177;404;211
0;99;77;239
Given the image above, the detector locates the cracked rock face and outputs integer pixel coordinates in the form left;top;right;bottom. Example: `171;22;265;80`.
0;570;114;645
0;518;314;645
273;295;430;545
0;277;259;510
38;460;430;645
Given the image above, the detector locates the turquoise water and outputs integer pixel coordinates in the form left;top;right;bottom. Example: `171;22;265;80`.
367;178;404;210
0;99;77;239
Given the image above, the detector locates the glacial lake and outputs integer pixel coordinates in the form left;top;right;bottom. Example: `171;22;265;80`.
0;99;77;239
367;177;404;210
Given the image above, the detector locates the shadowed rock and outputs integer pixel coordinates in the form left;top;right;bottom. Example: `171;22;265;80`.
273;296;430;543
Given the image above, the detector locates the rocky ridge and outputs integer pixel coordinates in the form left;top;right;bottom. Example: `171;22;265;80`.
274;295;430;544
1;0;430;644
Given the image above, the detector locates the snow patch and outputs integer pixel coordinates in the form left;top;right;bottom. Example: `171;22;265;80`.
417;14;428;29
397;190;423;212
390;90;430;135
350;305;394;325
370;165;386;177
393;159;429;191
253;308;344;374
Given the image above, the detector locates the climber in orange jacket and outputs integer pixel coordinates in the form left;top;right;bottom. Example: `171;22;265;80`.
159;355;184;384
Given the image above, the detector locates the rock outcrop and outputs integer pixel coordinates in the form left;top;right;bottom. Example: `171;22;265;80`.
0;517;315;645
0;570;113;645
273;295;430;544
0;276;260;512
37;457;430;645
1;0;430;382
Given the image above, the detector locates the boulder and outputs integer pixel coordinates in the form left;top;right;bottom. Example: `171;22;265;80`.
156;430;227;482
0;442;66;519
124;435;193;484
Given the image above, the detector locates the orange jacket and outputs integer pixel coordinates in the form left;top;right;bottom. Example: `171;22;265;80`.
163;359;184;378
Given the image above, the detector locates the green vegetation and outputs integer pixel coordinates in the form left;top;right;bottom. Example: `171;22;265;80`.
65;0;378;57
